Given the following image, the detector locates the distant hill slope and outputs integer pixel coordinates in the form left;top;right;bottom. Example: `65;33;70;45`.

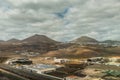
0;40;4;43
70;36;98;44
102;40;120;44
6;38;20;43
0;38;20;45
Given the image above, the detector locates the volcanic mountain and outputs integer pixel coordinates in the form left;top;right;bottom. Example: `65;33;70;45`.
70;36;98;44
22;34;59;44
0;35;60;53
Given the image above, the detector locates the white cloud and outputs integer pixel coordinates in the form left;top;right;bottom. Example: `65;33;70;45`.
0;0;120;41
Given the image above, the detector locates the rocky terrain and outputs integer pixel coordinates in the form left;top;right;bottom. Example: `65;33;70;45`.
0;34;119;58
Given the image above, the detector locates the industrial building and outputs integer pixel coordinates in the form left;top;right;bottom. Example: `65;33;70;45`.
6;57;32;65
54;57;70;64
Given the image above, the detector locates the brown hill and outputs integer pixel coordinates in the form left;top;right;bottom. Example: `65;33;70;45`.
22;34;59;44
71;36;98;44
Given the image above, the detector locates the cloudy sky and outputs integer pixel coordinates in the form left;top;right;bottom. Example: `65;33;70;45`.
0;0;120;41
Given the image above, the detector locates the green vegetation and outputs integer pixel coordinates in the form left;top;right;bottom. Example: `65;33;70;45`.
105;70;120;77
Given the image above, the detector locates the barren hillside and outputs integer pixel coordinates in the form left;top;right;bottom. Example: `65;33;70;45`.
44;46;120;58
